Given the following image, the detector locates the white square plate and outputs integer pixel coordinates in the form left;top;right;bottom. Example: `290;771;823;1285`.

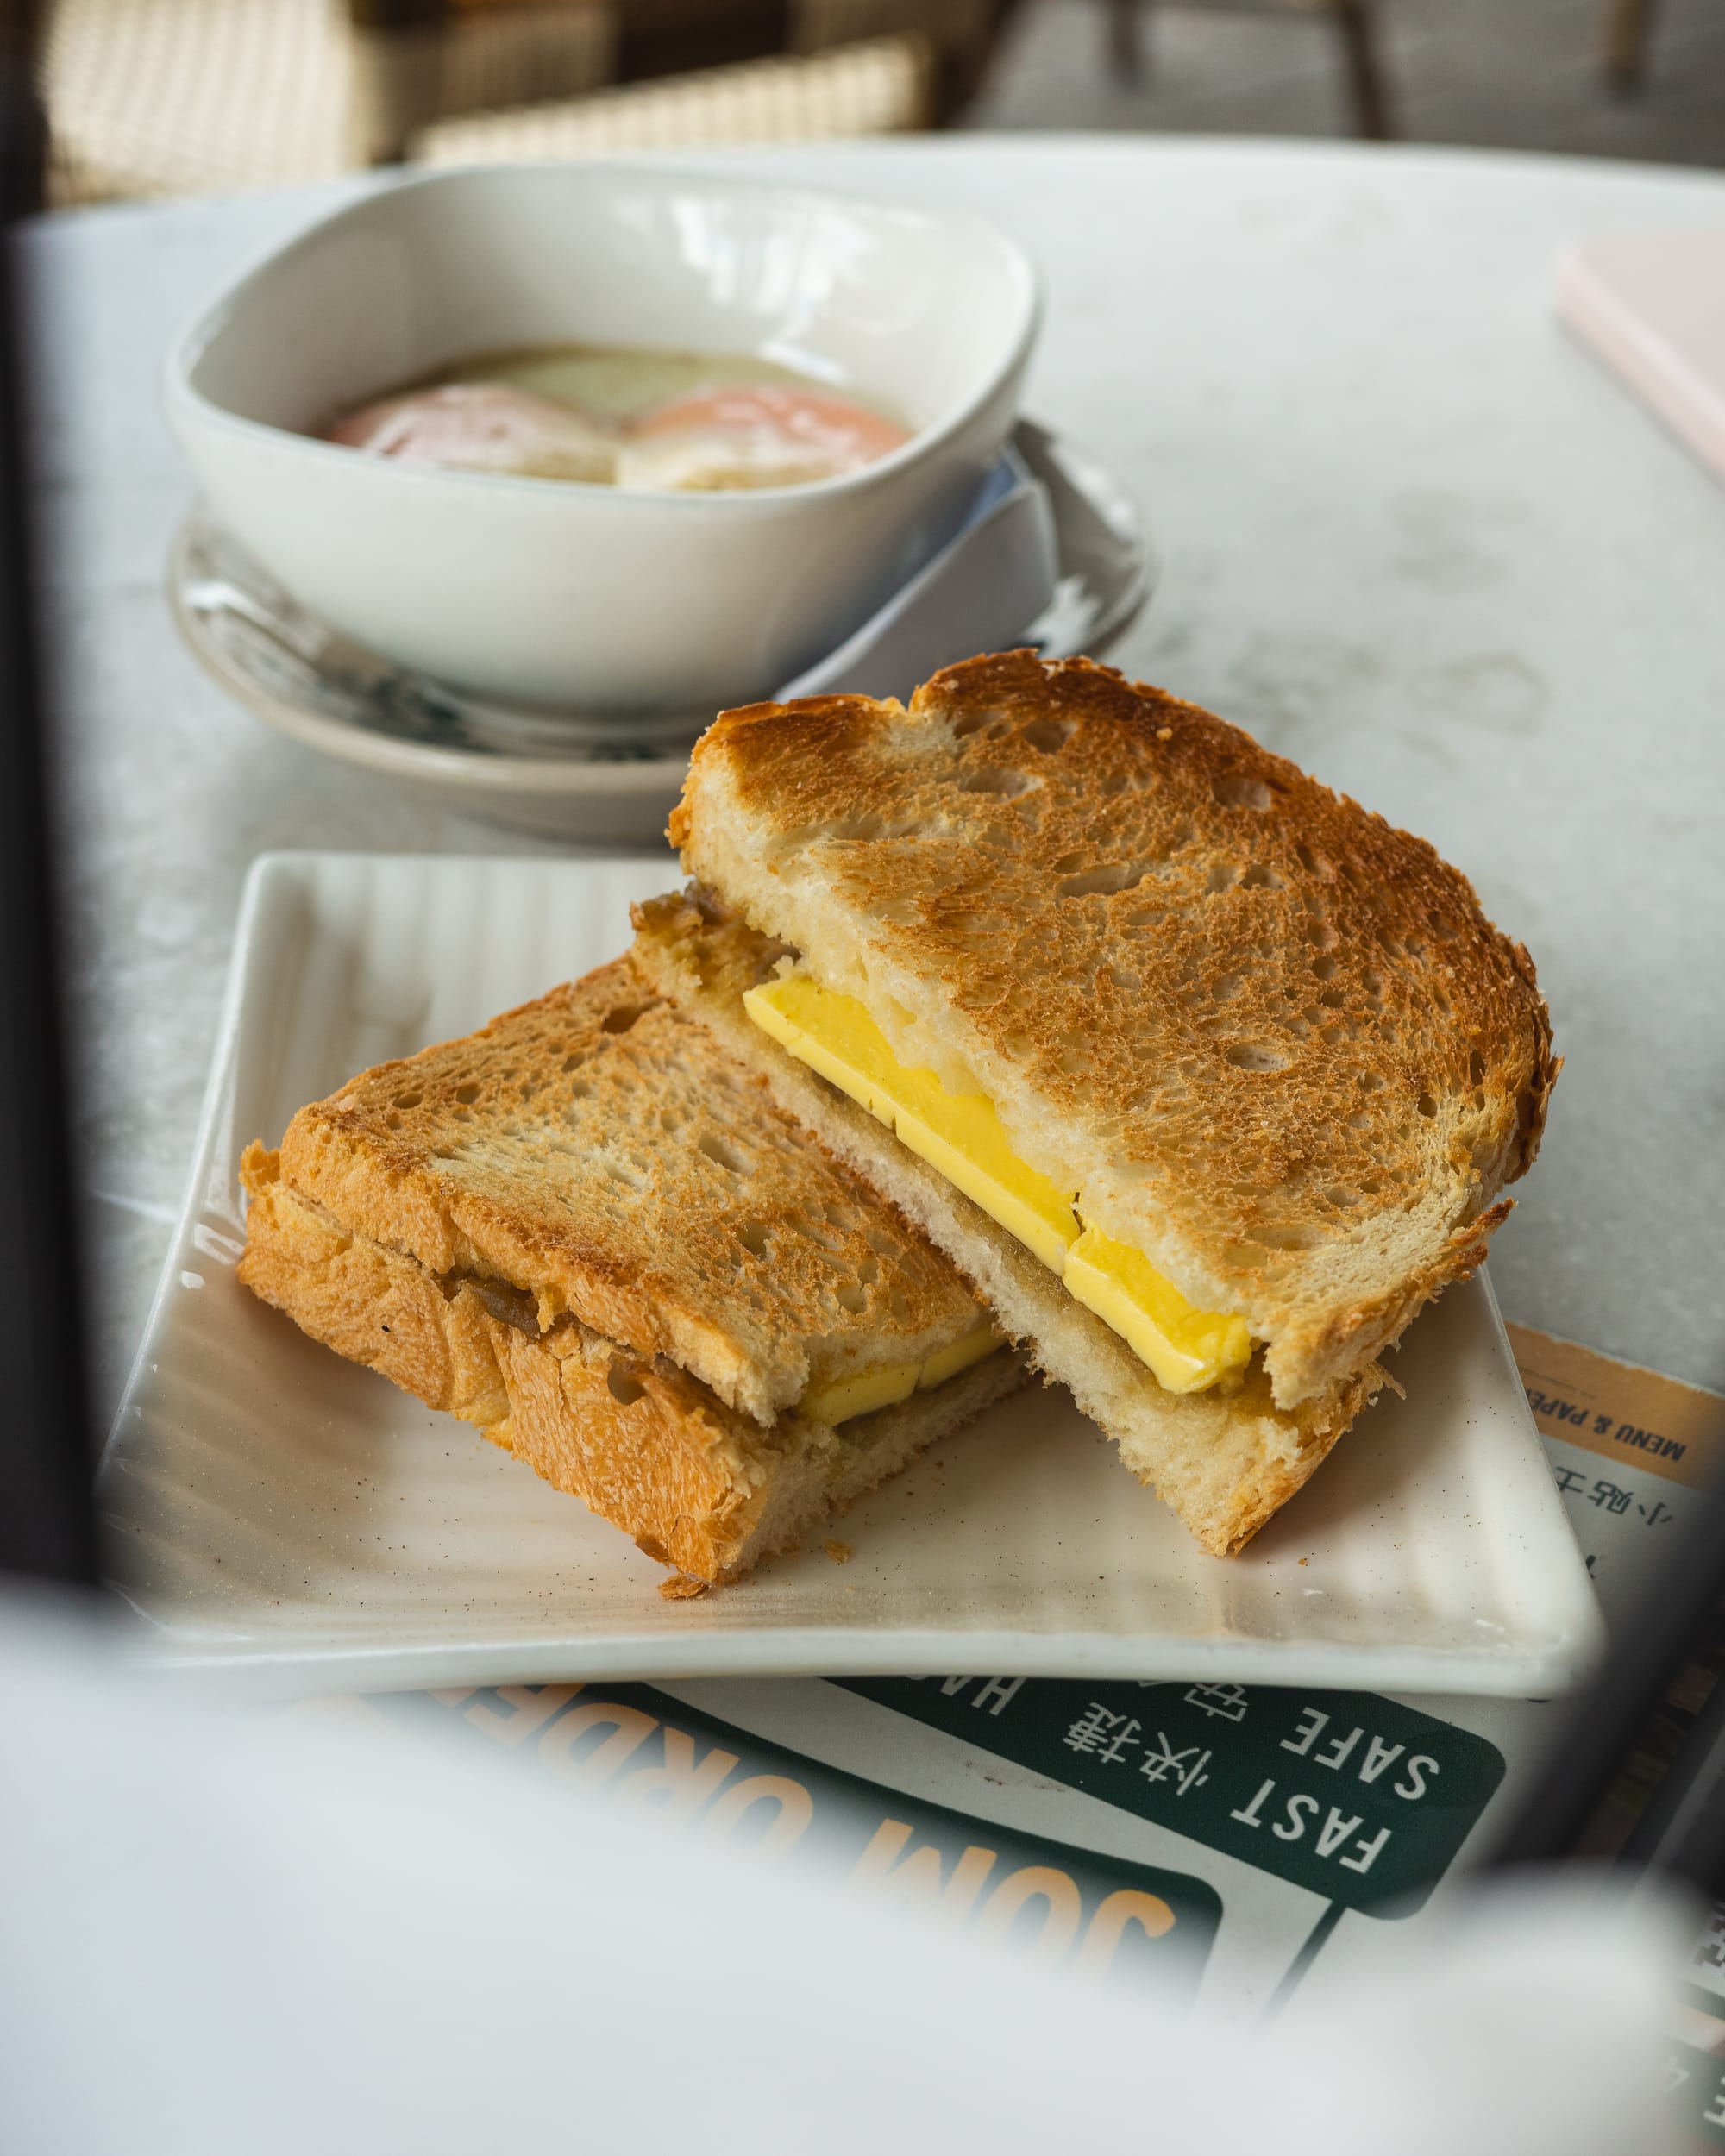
102;853;1604;1697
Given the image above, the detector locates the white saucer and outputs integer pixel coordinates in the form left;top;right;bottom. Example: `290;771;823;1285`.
99;851;1603;1697
168;421;1152;845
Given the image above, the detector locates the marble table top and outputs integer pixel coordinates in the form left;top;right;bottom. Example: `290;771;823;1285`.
22;137;1725;1424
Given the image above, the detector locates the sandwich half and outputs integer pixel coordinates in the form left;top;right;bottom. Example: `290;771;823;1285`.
237;955;1026;1587
638;649;1558;1557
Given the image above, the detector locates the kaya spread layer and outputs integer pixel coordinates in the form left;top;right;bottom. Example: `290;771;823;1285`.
745;975;1251;1395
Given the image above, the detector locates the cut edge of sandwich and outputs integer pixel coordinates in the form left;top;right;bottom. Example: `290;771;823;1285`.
238;1144;1030;1587
632;892;1386;1558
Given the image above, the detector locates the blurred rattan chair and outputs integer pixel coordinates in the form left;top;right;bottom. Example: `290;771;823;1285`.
1103;0;1393;139
416;32;932;159
354;0;994;158
39;0;997;207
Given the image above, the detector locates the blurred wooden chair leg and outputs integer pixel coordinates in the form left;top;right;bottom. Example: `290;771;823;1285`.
348;0;450;165
1600;0;1659;89
1107;0;1147;82
1332;0;1390;139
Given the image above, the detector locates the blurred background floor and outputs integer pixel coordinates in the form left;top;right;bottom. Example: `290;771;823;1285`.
967;0;1725;166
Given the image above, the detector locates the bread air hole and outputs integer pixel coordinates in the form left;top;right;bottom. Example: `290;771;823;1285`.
1239;863;1284;891
1258;1223;1322;1250
1225;1043;1289;1072
601;1001;654;1035
392;1090;422;1110
836;1283;869;1315
698;1133;746;1174
1214;772;1273;812
737;1221;770;1259
956;765;1038;799
607;1362;647;1407
1417;1090;1439;1118
1021;717;1074;753
1058;862;1146;899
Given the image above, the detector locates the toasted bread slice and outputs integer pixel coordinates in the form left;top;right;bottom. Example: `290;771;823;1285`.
669;650;1557;1413
633;892;1384;1557
237;957;1026;1584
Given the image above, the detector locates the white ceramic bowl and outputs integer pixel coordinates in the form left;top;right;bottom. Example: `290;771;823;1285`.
165;163;1040;716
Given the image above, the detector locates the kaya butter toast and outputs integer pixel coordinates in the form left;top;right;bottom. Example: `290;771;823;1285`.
238;956;1025;1586
640;650;1557;1555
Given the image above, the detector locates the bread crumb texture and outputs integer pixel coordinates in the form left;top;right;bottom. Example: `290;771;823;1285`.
631;898;1381;1557
237;1138;1028;1583
671;651;1558;1409
262;956;983;1426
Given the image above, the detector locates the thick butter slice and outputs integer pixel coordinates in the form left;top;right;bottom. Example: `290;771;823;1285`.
802;1357;919;1426
1066;1225;1251;1394
803;1318;1000;1427
745;974;1251;1395
744;975;1080;1269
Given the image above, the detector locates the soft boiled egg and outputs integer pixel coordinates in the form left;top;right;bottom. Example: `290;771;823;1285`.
324;383;618;485
615;385;912;492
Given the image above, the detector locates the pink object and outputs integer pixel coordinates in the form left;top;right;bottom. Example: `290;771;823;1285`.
1553;228;1725;485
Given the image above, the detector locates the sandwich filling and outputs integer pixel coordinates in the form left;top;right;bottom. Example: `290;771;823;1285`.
802;1316;1001;1427
744;974;1251;1395
455;1252;1000;1432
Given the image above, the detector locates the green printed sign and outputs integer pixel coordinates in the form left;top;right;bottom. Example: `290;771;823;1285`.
837;1677;1505;1916
382;1682;1221;1996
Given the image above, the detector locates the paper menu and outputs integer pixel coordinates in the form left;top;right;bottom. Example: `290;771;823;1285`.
1509;1323;1725;1625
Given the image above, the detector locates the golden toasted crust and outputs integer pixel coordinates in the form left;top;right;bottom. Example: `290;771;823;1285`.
631;893;1385;1556
270;956;985;1426
238;1144;1027;1583
671;652;1558;1407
